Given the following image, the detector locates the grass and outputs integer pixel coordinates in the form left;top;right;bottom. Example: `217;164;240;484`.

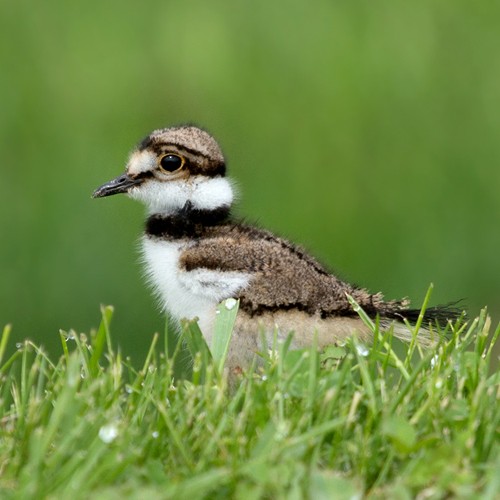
0;299;498;499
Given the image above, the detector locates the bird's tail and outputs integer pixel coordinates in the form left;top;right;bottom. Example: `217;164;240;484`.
395;303;464;327
384;302;465;346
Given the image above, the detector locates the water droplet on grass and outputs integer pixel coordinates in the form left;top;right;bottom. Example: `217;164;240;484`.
152;431;159;439
99;424;119;443
224;298;237;310
356;344;369;357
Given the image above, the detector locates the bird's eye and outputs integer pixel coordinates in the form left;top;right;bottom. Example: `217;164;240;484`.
159;154;184;172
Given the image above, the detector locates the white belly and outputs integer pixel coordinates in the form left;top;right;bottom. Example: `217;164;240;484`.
141;237;250;344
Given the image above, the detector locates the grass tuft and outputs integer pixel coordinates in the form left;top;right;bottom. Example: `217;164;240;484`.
0;301;498;498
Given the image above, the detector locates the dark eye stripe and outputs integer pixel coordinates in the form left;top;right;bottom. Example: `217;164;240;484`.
159;154;184;172
141;143;225;177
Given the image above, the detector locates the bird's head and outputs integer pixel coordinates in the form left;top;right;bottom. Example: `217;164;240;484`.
93;126;233;214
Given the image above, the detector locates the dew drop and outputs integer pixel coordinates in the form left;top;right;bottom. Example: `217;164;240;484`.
99;424;119;443
152;431;159;439
356;344;369;357
224;298;237;310
64;331;76;341
430;355;439;368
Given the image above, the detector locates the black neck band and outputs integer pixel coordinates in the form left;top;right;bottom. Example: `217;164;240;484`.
145;202;231;239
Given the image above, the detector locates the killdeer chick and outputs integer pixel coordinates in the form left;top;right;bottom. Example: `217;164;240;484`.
93;126;459;372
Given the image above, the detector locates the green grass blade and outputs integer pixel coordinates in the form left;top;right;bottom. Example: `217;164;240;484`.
181;318;213;382
0;324;11;366
211;298;239;373
89;305;114;377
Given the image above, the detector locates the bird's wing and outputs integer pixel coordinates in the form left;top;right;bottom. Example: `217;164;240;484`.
178;234;353;314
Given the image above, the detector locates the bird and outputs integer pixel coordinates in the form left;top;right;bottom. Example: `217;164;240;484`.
93;125;460;373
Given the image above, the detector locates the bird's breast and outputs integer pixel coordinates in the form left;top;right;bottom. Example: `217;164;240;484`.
141;236;250;345
141;237;215;335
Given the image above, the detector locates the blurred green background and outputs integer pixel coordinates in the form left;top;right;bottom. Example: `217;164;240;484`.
1;1;499;363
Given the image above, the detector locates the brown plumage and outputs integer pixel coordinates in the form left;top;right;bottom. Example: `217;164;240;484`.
176;223;406;319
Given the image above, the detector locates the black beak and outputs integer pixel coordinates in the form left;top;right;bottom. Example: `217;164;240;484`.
92;173;142;198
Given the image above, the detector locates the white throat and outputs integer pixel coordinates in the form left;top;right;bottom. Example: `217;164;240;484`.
128;176;234;215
